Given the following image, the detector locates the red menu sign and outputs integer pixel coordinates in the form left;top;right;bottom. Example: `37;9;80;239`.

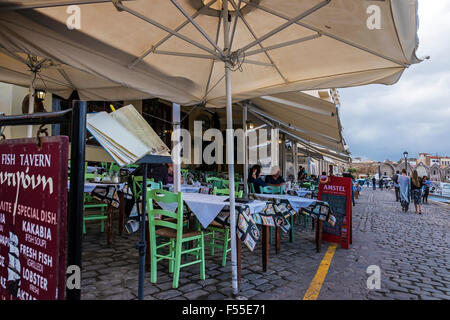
318;176;352;249
0;136;68;300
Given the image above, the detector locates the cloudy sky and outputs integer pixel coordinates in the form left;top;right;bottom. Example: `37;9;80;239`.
339;0;450;162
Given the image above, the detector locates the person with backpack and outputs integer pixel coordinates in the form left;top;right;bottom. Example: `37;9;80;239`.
393;170;400;201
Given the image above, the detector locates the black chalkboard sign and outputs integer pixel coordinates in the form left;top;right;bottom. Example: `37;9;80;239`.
318;176;352;249
320;192;347;236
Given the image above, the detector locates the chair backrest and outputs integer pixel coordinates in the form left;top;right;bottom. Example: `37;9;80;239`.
109;163;121;175
213;187;243;198
84;162;96;180
206;177;224;188
248;183;255;194
261;185;283;194
132;176;161;200
222;180;239;191
147;189;184;238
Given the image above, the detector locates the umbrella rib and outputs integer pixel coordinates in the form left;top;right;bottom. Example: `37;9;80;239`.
229;0;243;50
229;0;287;83
169;0;224;57
115;2;222;61
243;0;408;67
238;0;330;53
244;33;321;57
153;50;217;60
128;0;218;69
203;15;222;104
58;68;76;89
0;65;73;89
0;0;134;11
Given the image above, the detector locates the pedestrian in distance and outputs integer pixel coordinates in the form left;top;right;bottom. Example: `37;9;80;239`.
393;170;400;201
372;176;376;190
422;176;431;204
379;177;384;190
411;170;423;214
398;169;411;212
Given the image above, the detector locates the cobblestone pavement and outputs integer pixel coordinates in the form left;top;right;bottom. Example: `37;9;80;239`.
80;188;449;300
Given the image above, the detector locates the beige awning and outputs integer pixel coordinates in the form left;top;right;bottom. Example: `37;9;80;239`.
248;91;347;153
0;0;421;106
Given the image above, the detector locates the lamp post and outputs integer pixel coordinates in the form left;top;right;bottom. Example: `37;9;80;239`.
403;151;408;174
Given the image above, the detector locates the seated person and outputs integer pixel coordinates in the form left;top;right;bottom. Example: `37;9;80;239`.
167;163;183;184
298;166;306;181
265;165;285;186
248;164;266;193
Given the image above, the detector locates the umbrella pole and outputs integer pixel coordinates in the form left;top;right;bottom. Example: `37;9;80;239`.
27;78;35;138
138;164;147;300
243;104;248;196
172;103;181;193
223;0;239;296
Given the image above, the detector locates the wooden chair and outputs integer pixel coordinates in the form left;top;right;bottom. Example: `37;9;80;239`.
83;162;108;234
206;177;224;189
147;189;205;288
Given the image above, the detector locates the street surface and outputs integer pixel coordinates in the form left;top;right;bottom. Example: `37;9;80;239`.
81;188;450;300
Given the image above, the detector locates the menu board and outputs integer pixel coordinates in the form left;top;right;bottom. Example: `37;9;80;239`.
0;137;68;300
318;176;352;249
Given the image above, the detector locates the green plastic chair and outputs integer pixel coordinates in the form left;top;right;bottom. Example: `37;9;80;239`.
248;182;255;193
83;162;108;234
147;189;205;288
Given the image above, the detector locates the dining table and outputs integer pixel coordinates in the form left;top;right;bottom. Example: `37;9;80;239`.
70;180;127;244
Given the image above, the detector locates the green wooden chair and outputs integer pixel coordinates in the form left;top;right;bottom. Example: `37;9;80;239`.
147;189;205;288
131;176;161;202
213;187;243;198
222;180;239;191
203;187;243;266
109;163;121;175
180;168;189;179
83;162;108;234
261;185;285;244
206;177;224;189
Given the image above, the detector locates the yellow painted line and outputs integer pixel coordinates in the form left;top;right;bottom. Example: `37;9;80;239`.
303;243;337;300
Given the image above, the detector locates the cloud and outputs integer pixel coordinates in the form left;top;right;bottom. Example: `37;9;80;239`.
339;0;450;161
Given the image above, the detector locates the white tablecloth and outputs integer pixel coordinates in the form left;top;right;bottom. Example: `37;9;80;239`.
67;181;125;193
254;193;316;212
157;193;228;228
291;189;312;197
164;184;202;193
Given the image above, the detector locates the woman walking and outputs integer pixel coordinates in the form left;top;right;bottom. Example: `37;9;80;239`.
398;169;411;212
411;170;423;214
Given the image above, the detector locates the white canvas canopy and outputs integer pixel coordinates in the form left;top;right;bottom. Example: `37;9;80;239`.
0;0;421;107
0;0;421;298
247;91;347;154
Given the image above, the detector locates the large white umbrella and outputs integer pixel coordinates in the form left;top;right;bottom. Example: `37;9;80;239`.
0;0;422;297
